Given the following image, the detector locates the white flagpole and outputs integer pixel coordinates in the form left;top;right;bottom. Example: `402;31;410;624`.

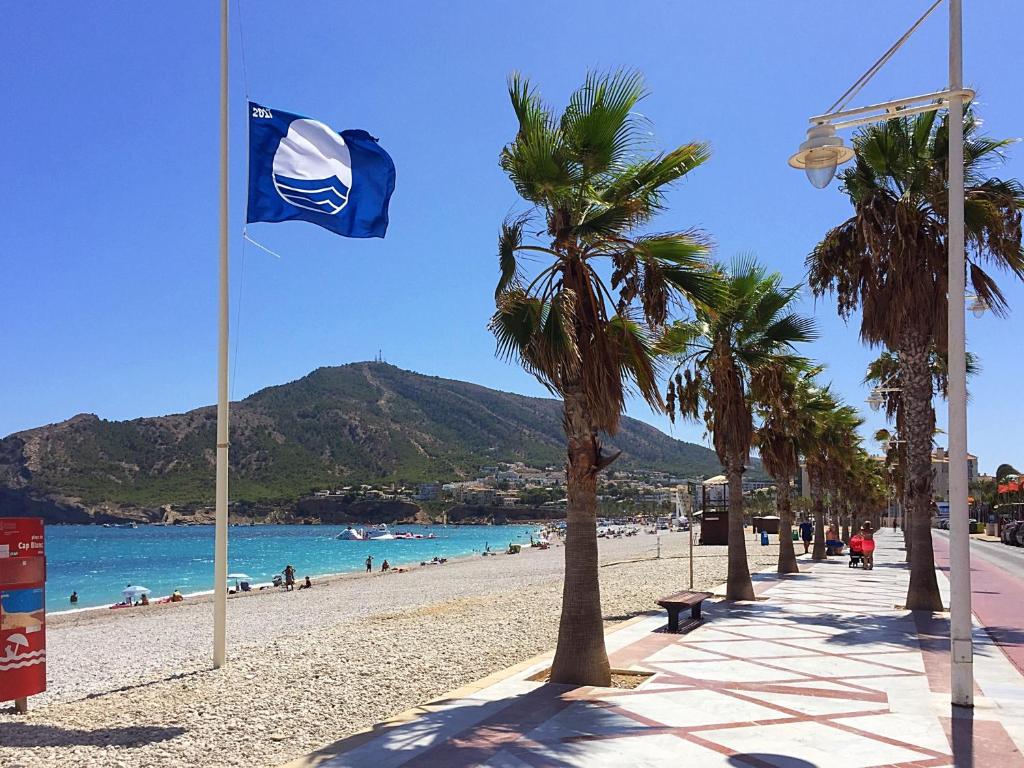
213;0;230;669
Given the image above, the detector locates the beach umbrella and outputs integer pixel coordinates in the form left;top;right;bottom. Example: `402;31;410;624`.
122;586;150;600
227;573;250;589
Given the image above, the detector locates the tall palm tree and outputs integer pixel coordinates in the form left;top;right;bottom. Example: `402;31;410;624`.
665;258;816;599
865;349;979;560
804;392;863;561
753;362;825;574
491;70;719;686
806;108;1023;611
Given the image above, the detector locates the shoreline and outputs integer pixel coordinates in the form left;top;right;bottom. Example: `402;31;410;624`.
43;522;547;615
45;538;541;623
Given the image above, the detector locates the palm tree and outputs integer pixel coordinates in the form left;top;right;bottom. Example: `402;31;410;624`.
490;70;719;686
665;258;816;599
804;392;863;561
865;349;978;561
753;361;825;574
806;108;1023;611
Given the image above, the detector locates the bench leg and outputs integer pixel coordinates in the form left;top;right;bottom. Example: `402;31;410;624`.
690;602;703;621
667;607;680;632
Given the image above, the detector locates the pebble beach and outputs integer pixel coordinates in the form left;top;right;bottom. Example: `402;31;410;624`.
0;530;780;768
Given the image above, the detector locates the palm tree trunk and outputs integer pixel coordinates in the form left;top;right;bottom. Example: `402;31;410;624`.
809;464;826;560
776;477;799;574
549;388;611;686
841;506;850;544
904;505;912;561
726;459;755;600
901;331;943;611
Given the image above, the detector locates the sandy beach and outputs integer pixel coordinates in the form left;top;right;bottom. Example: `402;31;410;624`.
0;529;779;768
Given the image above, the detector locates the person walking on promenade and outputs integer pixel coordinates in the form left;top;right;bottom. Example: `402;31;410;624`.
283;564;296;591
365;555;373;573
860;521;876;570
799;518;814;554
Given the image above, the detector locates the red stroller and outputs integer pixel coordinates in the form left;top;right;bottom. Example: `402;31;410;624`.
849;534;864;568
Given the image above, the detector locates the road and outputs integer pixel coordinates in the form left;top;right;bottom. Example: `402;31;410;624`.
935;528;1024;579
933;529;1024;675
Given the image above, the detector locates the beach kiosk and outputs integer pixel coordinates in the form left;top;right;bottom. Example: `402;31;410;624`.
0;517;46;713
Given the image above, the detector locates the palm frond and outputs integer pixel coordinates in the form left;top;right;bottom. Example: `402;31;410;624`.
496;214;528;297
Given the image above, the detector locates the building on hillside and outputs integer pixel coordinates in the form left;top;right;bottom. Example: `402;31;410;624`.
463;487;496;506
415;483;440;501
496;491;519;507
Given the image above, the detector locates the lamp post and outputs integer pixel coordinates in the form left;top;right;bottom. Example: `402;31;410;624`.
790;0;973;707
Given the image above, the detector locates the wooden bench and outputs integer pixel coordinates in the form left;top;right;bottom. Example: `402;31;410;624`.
657;590;713;633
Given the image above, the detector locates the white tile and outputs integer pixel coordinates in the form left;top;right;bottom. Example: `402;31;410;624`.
646;644;726;663
491;732;727;767
740;689;889;716
840;712;952;756
655;659;801;683
608;688;784;728
702;720;937;767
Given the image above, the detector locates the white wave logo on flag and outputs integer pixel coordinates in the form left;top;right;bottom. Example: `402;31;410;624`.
272;118;353;215
0;632;45;671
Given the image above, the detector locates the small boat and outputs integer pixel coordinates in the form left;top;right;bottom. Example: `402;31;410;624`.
336;526;364;541
365;524;395;540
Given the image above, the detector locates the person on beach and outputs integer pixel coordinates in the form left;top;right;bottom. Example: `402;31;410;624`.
140;593;150;606
860;521;876;570
798;519;813;554
298;576;312;589
825;524;844;555
70;591;78;605
283;564;296;591
381;559;390;572
170;590;184;602
365;555;373;573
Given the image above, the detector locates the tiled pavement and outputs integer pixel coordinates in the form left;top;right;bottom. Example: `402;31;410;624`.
285;532;1024;767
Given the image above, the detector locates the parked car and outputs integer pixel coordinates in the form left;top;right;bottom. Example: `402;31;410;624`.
1004;520;1024;546
1001;521;1016;544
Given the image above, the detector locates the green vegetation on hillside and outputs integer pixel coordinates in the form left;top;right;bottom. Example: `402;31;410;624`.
0;363;740;508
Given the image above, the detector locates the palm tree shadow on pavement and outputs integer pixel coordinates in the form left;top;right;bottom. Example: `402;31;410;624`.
289;685;653;767
716;600;1024;657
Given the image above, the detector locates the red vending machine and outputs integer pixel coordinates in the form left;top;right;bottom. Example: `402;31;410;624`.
0;518;46;712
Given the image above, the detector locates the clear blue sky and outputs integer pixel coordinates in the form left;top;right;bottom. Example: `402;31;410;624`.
3;2;1022;474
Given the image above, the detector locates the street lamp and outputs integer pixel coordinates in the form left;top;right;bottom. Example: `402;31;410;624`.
789;124;856;188
968;294;990;318
866;372;901;412
790;0;974;708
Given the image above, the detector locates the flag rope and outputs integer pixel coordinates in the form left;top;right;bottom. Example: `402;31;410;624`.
242;230;284;259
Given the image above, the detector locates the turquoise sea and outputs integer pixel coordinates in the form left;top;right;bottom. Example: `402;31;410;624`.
43;523;540;613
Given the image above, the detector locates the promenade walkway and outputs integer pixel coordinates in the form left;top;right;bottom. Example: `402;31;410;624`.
286;531;1024;767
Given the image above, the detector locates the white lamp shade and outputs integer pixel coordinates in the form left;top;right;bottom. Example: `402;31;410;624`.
789;124;855;188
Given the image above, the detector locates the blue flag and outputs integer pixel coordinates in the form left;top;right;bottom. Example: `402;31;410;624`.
247;103;396;239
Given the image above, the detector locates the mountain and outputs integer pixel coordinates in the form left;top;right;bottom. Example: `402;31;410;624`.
0;362;741;518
